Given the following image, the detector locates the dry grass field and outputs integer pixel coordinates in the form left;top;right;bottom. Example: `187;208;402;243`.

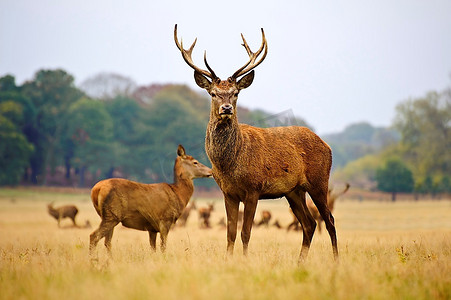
0;187;450;300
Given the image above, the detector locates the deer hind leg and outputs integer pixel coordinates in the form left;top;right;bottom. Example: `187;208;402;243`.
89;220;119;260
286;191;316;263
104;227;115;256
241;196;258;256
309;188;338;261
224;195;240;256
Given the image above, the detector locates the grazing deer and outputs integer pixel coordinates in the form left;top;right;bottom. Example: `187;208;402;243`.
198;202;214;228
177;200;197;227
89;145;212;259
256;210;272;227
175;25;338;261
47;203;78;227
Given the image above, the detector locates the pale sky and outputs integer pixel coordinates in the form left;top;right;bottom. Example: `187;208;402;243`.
1;0;450;134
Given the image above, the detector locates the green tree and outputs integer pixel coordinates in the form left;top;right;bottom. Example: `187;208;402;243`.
394;91;450;184
0;75;36;184
325;122;399;169
65;98;114;187
103;95;144;178
332;153;380;190
22;69;84;184
376;158;414;201
436;175;451;195
0;104;34;185
0;75;19;92
143;88;208;182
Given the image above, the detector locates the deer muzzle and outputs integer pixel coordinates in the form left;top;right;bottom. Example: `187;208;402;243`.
219;104;234;118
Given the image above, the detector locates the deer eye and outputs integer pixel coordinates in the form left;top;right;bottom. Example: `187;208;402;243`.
211;92;216;97
234;92;239;97
193;161;198;165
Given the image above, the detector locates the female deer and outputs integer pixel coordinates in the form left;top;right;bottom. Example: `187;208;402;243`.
89;145;212;259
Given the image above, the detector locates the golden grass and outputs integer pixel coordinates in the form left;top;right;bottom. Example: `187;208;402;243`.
0;188;450;300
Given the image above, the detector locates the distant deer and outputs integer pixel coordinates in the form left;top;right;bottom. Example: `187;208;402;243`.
198;202;214;228
256;210;272;227
89;145;212;259
217;217;227;229
272;219;282;229
177;200;197;227
47;203;78;227
287;183;350;233
286;209;302;232
219;210;243;230
175;25;338;261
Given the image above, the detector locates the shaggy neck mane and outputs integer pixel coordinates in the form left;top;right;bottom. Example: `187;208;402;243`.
206;116;242;172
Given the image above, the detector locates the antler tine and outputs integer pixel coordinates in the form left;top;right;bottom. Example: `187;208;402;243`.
204;51;218;80
231;28;268;79
174;24;217;80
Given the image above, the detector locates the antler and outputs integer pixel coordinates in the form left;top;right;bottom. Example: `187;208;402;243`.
174;24;218;81
231;28;268;80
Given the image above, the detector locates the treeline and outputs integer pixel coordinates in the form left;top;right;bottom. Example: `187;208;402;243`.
332;87;450;199
1;68;449;199
324;122;399;169
0;69;309;188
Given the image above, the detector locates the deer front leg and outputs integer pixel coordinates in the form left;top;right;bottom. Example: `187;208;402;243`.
224;195;240;256
241;196;258;256
159;221;171;253
148;231;157;252
58;212;62;228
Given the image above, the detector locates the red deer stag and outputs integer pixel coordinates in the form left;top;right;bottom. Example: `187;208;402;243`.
89;145;212;259
47;203;78;227
174;25;338;261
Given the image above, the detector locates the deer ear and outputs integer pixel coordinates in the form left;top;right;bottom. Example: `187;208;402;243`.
194;71;211;90
237;70;254;90
177;145;186;157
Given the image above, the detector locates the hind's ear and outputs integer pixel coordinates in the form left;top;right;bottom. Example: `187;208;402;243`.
177;145;186;157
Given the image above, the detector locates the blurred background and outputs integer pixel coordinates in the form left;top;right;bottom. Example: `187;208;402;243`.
0;0;449;199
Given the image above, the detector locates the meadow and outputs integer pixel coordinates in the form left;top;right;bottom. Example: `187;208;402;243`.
0;187;450;300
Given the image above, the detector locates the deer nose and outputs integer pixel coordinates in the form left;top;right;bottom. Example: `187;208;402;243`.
219;104;234;115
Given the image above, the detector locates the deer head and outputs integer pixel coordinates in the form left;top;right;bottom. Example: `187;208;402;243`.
174;24;268;121
175;144;212;179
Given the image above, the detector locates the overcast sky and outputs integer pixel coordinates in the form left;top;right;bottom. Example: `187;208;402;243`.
1;0;450;134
